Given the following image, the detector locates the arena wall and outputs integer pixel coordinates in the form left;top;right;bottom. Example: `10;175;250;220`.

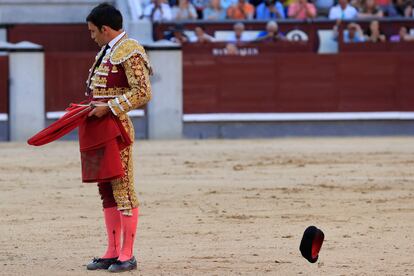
1;21;414;140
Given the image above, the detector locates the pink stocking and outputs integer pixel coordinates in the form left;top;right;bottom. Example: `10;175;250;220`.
101;207;121;259
119;207;139;261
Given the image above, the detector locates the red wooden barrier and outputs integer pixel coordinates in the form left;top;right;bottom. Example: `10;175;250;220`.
42;47;414;114
183;44;414;113
0;56;8;113
8;24;98;52
340;41;414;52
45;52;95;111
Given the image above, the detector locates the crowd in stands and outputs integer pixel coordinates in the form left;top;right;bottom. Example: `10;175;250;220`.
166;19;414;45
164;20;289;43
141;0;414;46
138;0;414;21
333;19;414;42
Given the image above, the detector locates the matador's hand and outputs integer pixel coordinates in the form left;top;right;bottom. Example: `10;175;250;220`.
88;101;110;117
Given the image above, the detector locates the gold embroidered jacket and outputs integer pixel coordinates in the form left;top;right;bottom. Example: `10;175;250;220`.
86;36;152;116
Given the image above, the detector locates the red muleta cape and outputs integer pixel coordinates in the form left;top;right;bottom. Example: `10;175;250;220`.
27;103;132;183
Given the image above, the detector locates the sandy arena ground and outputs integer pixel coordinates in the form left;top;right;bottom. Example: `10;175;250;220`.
0;137;414;275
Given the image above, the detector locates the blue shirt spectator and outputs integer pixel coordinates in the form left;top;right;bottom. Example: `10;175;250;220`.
256;0;286;20
343;23;365;43
314;0;334;10
221;0;238;10
343;30;365;42
256;21;286;41
203;0;227;20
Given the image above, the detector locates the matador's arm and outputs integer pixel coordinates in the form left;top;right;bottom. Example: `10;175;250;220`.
108;54;152;116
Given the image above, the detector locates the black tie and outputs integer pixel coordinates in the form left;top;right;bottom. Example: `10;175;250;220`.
86;44;110;94
95;44;110;69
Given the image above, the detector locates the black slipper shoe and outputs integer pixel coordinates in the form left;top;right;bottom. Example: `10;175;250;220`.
299;226;324;263
108;256;137;273
86;257;118;270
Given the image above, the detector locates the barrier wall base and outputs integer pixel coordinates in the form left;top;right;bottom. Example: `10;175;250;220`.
0;122;8;141
184;121;414;139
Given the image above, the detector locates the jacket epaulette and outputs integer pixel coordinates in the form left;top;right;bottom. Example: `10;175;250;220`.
110;38;152;74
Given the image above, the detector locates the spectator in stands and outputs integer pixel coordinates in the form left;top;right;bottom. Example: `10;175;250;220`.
282;0;297;8
228;22;250;42
404;0;414;16
288;0;317;19
203;0;227;19
172;0;198;20
384;0;412;17
193;26;215;42
314;0;335;17
256;0;286;19
350;0;363;10
222;0;239;10
193;0;210;18
143;0;173;21
364;20;386;42
358;0;384;18
329;0;358;19
343;22;366;42
375;0;391;9
225;43;239;55
256;20;286;41
390;25;414;41
250;0;266;7
227;0;255;19
170;24;190;44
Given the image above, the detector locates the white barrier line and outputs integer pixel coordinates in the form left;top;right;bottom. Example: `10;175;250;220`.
0;113;7;121
183;112;414;122
46;109;145;119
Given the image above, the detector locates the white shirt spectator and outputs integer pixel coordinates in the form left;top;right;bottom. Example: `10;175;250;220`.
227;33;250;42
143;3;173;21
127;0;144;21
328;4;358;19
171;3;198;20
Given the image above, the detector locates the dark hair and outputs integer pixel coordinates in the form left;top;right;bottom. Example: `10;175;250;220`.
86;3;123;31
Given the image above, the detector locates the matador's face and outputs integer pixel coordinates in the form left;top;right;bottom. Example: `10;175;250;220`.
87;22;106;47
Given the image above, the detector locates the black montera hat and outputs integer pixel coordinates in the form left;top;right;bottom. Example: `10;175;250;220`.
299;226;324;263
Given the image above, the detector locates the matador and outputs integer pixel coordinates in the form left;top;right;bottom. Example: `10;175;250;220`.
84;3;152;273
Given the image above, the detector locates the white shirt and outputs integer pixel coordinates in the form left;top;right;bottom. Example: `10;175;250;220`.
143;3;172;21
228;33;250;42
329;4;358;20
106;31;126;55
171;5;197;20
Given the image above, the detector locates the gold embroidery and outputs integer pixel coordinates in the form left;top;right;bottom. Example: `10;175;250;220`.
134;69;142;76
111;114;137;216
96;65;110;73
90;75;107;88
108;100;122;116
95;71;108;76
86;46;108;93
100;37;148;216
108;55;152;116
93;87;129;98
110;39;152;75
111;65;118;73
